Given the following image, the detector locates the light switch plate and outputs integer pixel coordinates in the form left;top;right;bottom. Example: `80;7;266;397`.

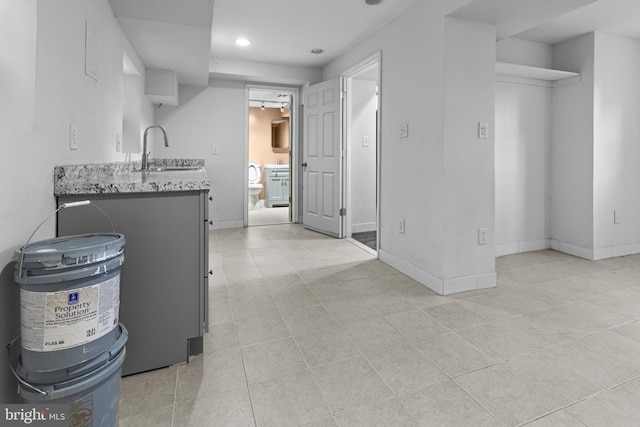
69;124;78;150
478;122;489;139
478;228;488;245
400;123;409;139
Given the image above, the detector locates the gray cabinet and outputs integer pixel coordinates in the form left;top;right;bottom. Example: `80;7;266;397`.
264;166;289;208
57;190;209;376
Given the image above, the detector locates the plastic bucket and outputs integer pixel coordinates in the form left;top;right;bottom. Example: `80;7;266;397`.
16;324;128;427
14;233;125;373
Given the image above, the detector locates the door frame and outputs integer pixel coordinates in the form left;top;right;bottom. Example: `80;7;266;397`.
244;84;300;227
342;52;382;252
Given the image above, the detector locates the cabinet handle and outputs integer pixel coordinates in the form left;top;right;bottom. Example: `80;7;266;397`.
209;220;213;226
209;196;213;201
209;270;213;275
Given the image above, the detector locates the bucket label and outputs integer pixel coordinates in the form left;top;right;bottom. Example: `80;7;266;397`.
20;275;120;352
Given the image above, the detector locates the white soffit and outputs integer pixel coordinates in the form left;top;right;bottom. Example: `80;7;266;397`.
515;0;640;45
109;0;214;87
449;0;598;40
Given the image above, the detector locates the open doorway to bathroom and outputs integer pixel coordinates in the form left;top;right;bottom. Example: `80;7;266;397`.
245;86;298;227
344;55;380;253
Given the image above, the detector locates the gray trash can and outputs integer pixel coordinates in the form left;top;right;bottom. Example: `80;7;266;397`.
14;233;125;373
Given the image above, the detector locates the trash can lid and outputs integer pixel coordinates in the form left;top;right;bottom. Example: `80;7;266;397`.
15;233;125;272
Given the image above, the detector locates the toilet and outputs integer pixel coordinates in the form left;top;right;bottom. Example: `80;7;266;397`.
248;162;263;210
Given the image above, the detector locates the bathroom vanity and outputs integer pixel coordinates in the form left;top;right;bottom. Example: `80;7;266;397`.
264;164;290;207
54;160;210;376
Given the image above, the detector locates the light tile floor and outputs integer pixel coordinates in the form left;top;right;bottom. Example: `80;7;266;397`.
119;224;640;426
248;206;290;227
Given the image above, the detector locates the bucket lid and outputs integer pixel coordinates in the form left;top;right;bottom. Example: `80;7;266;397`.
14;233;125;275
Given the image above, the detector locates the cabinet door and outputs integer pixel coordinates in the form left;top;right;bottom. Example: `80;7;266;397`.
57;192;202;376
282;177;290;205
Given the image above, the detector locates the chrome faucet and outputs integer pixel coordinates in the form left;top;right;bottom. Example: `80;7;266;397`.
142;124;169;170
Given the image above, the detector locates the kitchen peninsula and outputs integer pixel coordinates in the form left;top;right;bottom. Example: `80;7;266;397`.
54;159;210;376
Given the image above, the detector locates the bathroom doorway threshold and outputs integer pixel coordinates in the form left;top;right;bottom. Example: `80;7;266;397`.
348;232;377;256
248;206;290;227
351;231;377;251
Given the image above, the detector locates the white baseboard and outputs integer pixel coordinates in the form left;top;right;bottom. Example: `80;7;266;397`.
495;239;550;257
379;249;496;296
552;239;640;261
211;220;244;230
550;239;594;260
593;243;640;259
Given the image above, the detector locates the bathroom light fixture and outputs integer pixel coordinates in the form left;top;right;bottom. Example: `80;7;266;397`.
310;48;325;55
235;38;251;47
365;0;383;4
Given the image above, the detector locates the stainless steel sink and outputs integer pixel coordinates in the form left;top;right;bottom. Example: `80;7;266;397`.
134;166;203;172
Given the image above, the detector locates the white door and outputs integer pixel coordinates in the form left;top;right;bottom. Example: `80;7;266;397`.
302;78;343;237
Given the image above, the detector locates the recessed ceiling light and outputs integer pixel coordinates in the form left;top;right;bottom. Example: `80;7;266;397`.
235;38;251;47
310;48;325;54
365;0;383;4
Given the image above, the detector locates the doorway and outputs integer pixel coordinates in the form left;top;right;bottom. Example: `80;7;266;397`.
344;56;380;253
245;86;298;227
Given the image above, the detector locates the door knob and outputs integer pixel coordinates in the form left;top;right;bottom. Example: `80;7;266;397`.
302;162;308;168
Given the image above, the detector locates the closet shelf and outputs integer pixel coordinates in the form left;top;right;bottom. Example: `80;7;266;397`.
496;62;580;86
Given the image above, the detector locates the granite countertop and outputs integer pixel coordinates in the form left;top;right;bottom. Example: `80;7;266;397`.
54;159;210;195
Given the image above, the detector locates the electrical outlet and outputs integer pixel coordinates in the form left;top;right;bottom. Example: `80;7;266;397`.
398;218;405;234
478;228;488;245
69;124;78;150
614;211;620;224
212;145;219;155
362;136;369;147
478;122;489;139
400;123;409;139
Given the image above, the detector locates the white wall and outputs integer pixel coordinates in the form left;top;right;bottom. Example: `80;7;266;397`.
551;33;596;257
323;1;496;295
550;32;640;260
350;79;378;233
0;0;37;131
496;37;553;68
494;39;553;256
154;80;247;229
592;34;640;258
325;0;449;287
155;60;321;229
495;83;551;255
0;0;153;403
442;17;496;293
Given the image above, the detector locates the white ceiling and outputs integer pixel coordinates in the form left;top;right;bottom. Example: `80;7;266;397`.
109;0;640;87
210;0;421;68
